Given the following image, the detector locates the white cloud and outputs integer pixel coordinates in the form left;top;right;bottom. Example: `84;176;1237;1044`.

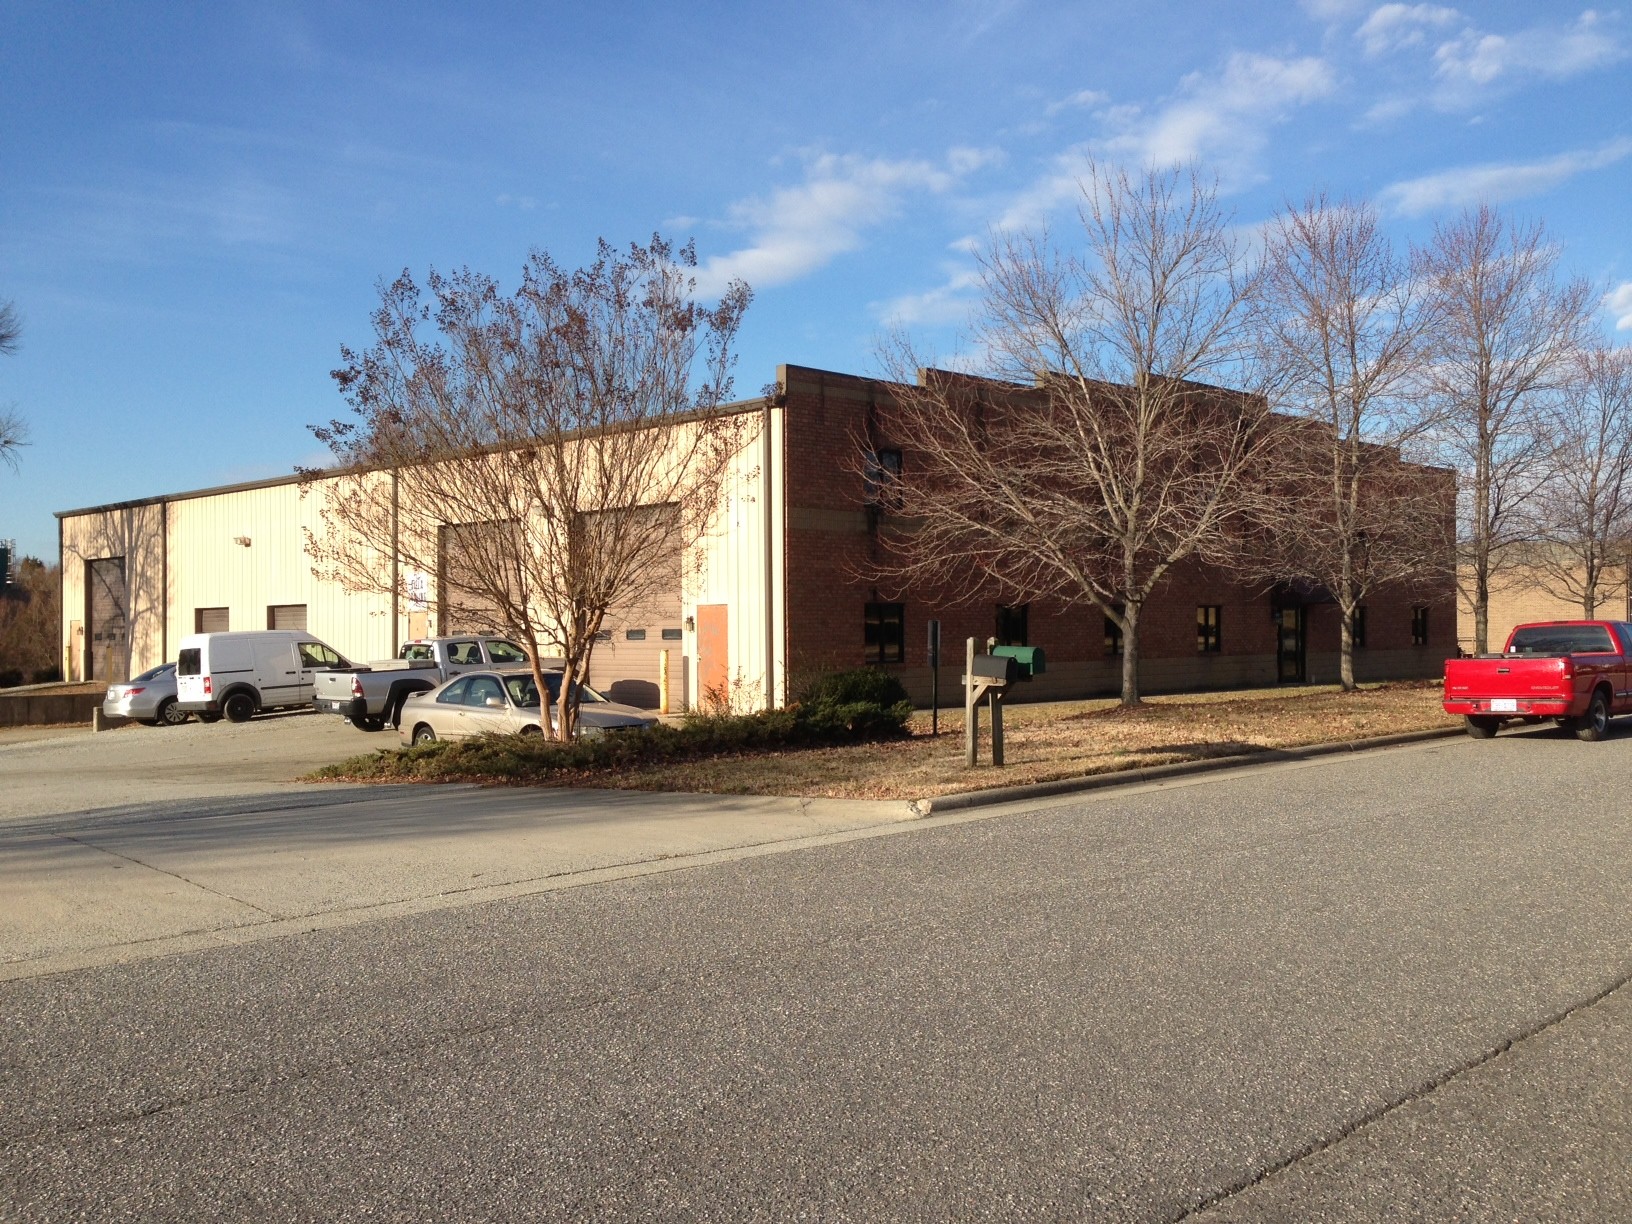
1378;137;1632;215
875;266;984;328
1434;10;1625;91
1356;4;1459;56
1302;0;1368;20
1100;52;1336;174
1607;282;1632;331
495;193;537;210
691;149;998;296
1046;88;1111;118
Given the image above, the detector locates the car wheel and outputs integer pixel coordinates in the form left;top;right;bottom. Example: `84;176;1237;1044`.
157;697;189;727
411;724;437;746
1465;716;1500;739
1576;690;1611;742
223;692;257;723
518;724;543;737
349;715;386;732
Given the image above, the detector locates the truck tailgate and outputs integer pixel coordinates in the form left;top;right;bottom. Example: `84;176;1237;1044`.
1444;656;1574;714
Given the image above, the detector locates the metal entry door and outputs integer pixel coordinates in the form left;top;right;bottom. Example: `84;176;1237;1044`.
86;556;129;683
696;604;729;709
1275;606;1306;684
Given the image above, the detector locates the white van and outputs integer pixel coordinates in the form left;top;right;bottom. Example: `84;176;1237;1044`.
175;630;351;723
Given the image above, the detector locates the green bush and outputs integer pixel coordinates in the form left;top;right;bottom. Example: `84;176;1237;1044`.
796;668;913;739
312;673;915;784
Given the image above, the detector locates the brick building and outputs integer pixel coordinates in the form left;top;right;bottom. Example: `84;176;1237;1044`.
58;362;1457;708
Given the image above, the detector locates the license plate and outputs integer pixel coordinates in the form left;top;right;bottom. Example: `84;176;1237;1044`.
1491;698;1518;713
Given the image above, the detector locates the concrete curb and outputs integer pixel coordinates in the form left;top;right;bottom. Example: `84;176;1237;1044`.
910;725;1465;816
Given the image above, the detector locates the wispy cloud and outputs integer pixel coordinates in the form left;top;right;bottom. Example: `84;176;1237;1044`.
1356;4;1459;56
1607;282;1632;331
1433;9;1625;91
1100;52;1336;174
1045;88;1110;118
691;148;998;296
875;265;984;328
1378;137;1632;215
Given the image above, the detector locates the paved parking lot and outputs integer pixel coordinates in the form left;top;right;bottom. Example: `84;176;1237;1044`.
0;710;381;822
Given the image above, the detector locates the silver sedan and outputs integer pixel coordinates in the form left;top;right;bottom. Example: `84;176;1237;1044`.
102;663;190;727
396;668;657;746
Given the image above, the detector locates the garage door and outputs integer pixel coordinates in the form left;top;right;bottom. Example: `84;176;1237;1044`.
588;510;682;710
86;557;129;683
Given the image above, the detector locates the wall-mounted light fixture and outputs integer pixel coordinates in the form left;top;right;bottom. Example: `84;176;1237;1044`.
233;536;252;548
685;614;696;632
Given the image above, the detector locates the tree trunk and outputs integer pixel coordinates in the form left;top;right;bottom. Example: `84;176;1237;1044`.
1338;601;1356;692
1120;604;1141;707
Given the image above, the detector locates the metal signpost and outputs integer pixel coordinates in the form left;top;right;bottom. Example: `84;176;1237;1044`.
927;618;941;737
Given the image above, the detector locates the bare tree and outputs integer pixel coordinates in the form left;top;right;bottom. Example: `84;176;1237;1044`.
0;299;24;471
305;236;751;738
878;161;1270;706
1244;195;1445;688
1520;342;1632;617
1420;205;1594;652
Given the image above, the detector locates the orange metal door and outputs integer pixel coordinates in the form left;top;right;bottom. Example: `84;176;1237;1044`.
696;604;729;708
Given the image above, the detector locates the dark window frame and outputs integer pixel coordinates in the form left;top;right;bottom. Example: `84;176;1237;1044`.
1197;605;1222;654
864;601;906;665
1104;605;1124;657
1351;605;1368;649
1411;605;1429;647
995;603;1029;647
863;447;904;511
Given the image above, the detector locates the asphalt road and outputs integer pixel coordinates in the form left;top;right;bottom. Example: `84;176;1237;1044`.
2;725;1628;1221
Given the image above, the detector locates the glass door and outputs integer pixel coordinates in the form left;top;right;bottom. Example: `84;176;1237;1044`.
1275;606;1306;683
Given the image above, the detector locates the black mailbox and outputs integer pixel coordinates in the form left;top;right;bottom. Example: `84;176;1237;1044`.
990;645;1046;680
969;654;1019;686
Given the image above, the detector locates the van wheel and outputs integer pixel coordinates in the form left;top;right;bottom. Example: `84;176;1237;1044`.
1465;716;1500;739
223;692;258;723
156;697;189;727
1576;690;1612;742
412;724;437;746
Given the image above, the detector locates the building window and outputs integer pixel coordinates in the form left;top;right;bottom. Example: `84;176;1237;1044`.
1351;606;1367;649
1197;605;1222;653
195;607;229;633
864;602;905;664
661;627;683;641
1104;605;1124;657
1411;606;1429;646
625;628;647;641
267;604;308;631
995;603;1029;646
863;448;903;510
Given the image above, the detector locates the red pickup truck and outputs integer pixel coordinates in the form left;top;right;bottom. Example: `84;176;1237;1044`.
1443;620;1632;740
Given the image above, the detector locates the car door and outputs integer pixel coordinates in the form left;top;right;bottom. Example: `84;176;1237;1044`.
1614;623;1632;711
431;676;473;739
296;640;347;704
461;674;512;736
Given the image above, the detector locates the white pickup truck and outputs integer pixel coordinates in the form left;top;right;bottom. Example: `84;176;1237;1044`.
312;636;534;730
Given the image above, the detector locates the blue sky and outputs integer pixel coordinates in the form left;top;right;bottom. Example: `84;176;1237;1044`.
2;1;1629;563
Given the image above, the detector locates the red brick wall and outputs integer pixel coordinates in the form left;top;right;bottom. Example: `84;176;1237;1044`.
776;364;1456;702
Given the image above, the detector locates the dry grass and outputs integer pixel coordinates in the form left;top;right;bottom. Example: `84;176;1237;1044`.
541;681;1457;800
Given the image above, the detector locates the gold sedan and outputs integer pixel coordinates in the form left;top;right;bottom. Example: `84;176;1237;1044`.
396;669;656;745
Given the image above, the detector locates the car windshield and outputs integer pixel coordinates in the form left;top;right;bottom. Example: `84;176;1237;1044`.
503;674;606;707
1508;625;1616;655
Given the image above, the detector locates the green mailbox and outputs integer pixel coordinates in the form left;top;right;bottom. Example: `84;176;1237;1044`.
990;644;1046;680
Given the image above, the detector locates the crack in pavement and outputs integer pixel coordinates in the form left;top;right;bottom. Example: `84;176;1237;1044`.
50;833;278;919
1168;969;1632;1222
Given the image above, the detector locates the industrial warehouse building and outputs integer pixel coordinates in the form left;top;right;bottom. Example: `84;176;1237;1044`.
58;364;1459;708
